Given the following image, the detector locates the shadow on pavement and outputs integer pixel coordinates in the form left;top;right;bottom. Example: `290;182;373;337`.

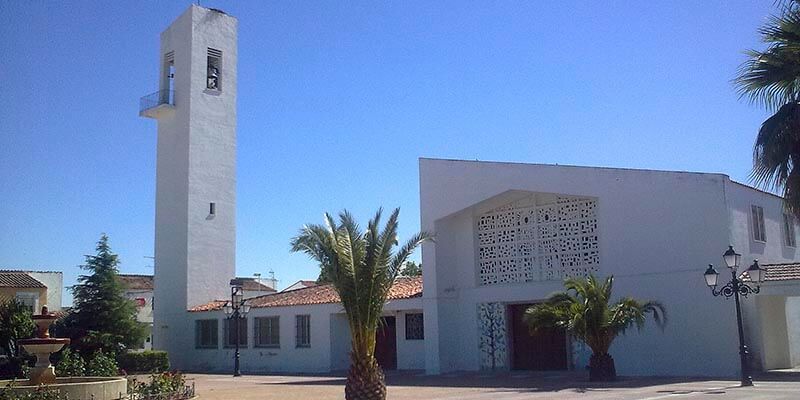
267;370;727;393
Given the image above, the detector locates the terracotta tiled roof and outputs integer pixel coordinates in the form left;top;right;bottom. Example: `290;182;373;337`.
189;300;228;312
236;277;277;292
761;263;800;282
119;274;154;290
0;272;46;288
189;276;422;312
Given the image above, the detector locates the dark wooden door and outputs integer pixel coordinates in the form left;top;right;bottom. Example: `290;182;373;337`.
510;303;568;370
374;316;397;370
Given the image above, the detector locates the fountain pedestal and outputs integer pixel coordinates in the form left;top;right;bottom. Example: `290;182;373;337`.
17;306;70;385
1;306;128;400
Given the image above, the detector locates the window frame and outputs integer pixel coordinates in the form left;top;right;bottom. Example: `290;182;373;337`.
751;205;767;243
405;313;424;340
194;319;219;349
254;316;280;348
295;315;311;348
784;213;796;247
223;317;248;348
14;292;39;314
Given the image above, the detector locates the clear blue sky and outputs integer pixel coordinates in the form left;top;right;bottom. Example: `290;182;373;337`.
0;1;777;305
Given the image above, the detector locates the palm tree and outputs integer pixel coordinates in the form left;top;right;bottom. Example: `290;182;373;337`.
523;275;666;381
291;208;429;400
735;0;800;216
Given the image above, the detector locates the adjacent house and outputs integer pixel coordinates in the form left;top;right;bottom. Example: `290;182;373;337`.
186;277;424;373
0;270;63;312
282;280;317;292
119;274;155;351
236;277;277;298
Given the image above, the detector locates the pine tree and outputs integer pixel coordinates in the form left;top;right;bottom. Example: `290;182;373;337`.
400;261;422;277
63;234;146;356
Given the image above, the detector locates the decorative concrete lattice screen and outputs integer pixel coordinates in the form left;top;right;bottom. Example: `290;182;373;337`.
478;302;507;370
477;196;599;285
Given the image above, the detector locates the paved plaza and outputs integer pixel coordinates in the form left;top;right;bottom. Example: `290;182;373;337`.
187;370;800;400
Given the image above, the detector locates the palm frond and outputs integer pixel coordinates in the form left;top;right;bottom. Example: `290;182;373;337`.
290;207;430;364
734;5;800;111
523;274;667;356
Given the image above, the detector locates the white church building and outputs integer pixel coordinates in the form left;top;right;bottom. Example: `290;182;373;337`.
142;5;800;377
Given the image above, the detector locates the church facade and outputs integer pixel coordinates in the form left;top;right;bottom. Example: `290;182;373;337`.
143;5;800;377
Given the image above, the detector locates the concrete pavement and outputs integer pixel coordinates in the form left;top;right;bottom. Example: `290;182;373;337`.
186;370;800;400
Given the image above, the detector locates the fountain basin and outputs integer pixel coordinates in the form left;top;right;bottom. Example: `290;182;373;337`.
0;377;128;400
17;338;70;353
18;337;70;385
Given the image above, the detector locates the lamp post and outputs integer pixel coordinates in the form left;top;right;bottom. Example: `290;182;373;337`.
703;246;765;387
224;283;250;377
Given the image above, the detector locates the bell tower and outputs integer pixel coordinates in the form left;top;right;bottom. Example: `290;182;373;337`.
140;5;237;364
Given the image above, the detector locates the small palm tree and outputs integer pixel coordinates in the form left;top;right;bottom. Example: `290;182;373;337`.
524;275;666;381
735;0;800;216
291;208;429;400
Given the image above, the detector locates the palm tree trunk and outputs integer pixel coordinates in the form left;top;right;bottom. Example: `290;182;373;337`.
345;352;386;400
588;352;617;381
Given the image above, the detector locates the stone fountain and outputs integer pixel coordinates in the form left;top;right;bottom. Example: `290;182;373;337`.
0;306;127;400
18;305;70;385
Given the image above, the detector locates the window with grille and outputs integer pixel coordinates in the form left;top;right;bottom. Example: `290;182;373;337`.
405;313;424;340
752;205;766;242
784;213;796;247
254;316;280;348
295;315;311;348
195;319;218;349
14;293;38;313
224;318;248;348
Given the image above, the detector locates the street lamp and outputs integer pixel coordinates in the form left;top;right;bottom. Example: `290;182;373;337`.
224;282;250;377
703;246;764;387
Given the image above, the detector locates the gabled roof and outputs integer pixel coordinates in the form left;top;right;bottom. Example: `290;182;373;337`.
761;263;800;282
119;274;154;291
0;269;63;274
189;276;422;312
235;277;277;292
283;280;318;291
0;272;46;288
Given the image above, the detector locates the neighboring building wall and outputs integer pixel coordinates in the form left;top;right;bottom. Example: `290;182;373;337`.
25;272;62;310
787;297;800;367
0;287;47;310
125;289;154;351
419;158;753;377
725;181;800;370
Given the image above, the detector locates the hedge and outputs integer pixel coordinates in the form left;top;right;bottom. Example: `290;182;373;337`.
118;351;170;373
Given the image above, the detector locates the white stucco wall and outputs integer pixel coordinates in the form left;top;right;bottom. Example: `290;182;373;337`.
150;5;238;369
185;298;424;373
418;158;771;377
724;181;800;371
787;297;800;367
25;271;62;310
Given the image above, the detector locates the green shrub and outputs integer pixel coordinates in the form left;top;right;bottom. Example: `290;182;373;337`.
128;371;187;396
117;351;169;373
86;351;118;377
0;384;69;400
55;348;85;377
